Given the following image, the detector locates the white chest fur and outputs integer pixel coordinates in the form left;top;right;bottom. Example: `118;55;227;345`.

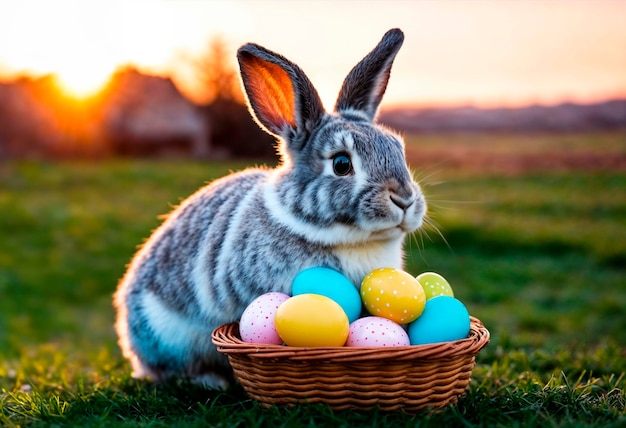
332;236;406;287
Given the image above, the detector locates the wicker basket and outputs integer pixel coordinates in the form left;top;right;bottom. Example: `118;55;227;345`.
212;316;490;412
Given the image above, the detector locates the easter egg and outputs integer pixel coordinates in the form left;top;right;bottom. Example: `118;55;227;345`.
416;272;454;300
239;292;290;344
360;268;426;324
346;316;410;347
274;294;349;347
408;296;470;345
292;267;362;323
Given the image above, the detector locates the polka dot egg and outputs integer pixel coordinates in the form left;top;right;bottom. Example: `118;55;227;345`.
346;316;410;347
360;268;426;324
239;292;290;344
416;272;454;300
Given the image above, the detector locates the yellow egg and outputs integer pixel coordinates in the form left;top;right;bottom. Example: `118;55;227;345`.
360;268;426;324
274;294;349;347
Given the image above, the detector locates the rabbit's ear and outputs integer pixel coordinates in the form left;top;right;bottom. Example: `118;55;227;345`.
334;28;404;121
238;43;324;140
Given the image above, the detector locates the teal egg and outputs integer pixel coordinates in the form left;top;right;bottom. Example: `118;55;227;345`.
292;267;362;323
408;296;470;345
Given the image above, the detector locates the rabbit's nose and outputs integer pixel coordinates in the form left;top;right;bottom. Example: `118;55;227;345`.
387;179;416;210
390;191;416;210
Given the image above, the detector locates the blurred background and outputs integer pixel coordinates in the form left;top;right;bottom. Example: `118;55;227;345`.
1;0;625;160
0;0;625;357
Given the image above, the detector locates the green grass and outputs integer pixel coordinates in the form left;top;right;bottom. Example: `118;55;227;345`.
410;172;626;348
1;133;625;426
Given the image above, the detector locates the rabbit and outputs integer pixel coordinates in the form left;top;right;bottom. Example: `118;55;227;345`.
113;28;426;389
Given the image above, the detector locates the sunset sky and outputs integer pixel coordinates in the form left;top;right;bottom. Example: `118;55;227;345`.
1;0;625;108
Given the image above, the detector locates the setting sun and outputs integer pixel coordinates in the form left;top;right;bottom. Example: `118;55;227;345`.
53;61;116;99
0;1;124;97
0;0;248;100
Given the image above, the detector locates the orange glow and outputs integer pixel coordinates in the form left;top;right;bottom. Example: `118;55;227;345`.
0;1;120;98
240;55;296;129
54;64;114;99
0;0;251;101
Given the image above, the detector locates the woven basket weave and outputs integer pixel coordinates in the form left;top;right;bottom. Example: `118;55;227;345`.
212;316;490;412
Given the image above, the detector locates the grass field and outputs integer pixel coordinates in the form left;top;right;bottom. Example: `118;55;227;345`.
1;133;625;426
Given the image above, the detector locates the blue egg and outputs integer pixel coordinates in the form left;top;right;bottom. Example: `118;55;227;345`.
408;296;470;345
292;267;362;323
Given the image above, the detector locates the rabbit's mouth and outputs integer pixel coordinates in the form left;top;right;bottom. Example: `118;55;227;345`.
368;226;406;242
360;196;426;242
369;216;421;241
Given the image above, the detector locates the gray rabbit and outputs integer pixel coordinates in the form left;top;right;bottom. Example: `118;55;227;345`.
114;28;426;389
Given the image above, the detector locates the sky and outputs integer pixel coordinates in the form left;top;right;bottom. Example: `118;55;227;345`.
0;0;625;108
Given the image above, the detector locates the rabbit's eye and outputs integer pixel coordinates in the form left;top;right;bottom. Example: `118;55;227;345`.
332;153;353;176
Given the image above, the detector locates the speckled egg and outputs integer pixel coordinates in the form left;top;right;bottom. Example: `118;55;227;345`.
239;292;290;344
360;268;426;324
346;316;410;347
416;272;454;300
408;296;471;345
292;267;362;323
274;294;350;347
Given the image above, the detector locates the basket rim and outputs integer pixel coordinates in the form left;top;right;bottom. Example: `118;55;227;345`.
212;316;490;362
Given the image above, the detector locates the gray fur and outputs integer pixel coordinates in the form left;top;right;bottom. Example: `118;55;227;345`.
114;28;426;388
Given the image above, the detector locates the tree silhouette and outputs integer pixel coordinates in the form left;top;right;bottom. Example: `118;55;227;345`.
190;36;244;104
190;36;277;160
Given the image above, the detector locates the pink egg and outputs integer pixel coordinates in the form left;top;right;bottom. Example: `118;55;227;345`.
239;292;290;344
346;316;410;347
